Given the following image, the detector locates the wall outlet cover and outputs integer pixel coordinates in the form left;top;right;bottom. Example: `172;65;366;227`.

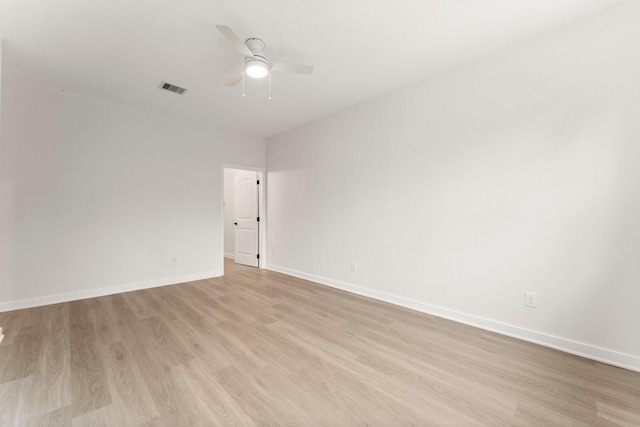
525;292;538;308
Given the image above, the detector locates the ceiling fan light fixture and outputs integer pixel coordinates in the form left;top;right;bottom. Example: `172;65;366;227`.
217;27;312;93
245;58;268;79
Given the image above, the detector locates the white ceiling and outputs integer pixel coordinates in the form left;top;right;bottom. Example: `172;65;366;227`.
0;0;625;138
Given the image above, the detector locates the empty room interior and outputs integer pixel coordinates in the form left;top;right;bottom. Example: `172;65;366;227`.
1;0;640;425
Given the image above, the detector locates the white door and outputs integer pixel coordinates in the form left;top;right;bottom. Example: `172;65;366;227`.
234;171;259;267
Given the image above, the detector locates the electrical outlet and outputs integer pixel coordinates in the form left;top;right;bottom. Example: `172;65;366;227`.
525;292;537;308
350;261;358;272
272;248;277;256
172;257;177;265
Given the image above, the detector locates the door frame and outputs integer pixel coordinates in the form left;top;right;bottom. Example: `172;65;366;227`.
221;163;266;270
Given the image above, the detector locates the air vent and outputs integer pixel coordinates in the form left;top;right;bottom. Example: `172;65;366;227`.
159;82;187;95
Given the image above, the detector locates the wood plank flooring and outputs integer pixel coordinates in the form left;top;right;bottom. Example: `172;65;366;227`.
1;268;639;426
224;257;257;275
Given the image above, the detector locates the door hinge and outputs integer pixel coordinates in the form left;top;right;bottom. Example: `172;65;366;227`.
257;217;260;222
257;254;260;259
257;180;260;185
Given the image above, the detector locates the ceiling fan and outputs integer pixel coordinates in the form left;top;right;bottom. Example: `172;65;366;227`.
216;25;313;88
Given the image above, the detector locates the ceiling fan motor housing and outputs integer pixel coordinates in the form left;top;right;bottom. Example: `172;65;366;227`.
245;38;265;55
244;55;268;67
244;38;269;78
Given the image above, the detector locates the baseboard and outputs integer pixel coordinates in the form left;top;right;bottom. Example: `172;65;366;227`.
266;264;640;373
0;270;223;313
224;253;235;259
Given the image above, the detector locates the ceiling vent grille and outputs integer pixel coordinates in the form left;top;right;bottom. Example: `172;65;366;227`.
159;82;187;95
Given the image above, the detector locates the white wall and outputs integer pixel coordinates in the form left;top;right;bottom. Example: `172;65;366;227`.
0;57;265;310
267;2;640;371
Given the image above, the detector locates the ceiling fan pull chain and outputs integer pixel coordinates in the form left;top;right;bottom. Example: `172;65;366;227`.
242;70;246;98
268;72;272;101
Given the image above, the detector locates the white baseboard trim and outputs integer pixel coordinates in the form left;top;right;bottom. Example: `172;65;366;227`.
224;253;235;260
266;264;640;373
0;270;223;313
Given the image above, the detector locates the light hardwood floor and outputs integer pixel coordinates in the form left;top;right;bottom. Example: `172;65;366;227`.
224;257;257;275
1;268;639;426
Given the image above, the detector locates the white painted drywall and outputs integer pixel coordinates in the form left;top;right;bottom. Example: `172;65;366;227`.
0;59;265;310
267;2;640;370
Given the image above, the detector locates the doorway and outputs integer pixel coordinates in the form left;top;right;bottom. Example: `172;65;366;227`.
222;165;265;275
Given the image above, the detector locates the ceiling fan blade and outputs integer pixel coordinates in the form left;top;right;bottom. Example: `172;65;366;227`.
216;25;254;57
224;71;244;87
270;62;314;75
